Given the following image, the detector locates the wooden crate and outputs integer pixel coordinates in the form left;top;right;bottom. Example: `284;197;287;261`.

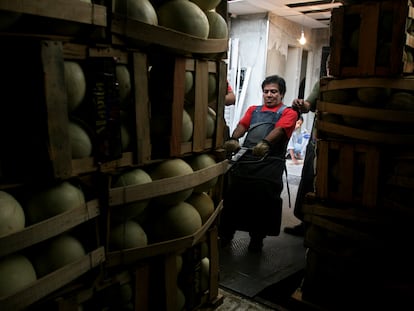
148;55;227;159
329;0;408;77
315;140;381;208
316;77;414;144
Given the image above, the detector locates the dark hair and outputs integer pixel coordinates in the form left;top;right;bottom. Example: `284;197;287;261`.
261;75;286;96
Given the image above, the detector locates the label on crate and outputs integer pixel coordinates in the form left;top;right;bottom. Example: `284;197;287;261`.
87;57;122;162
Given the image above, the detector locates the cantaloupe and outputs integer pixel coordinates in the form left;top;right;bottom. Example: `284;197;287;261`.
113;0;158;25
321;89;349;104
64;61;86;112
387;92;414;111
26;181;85;224
31;234;86;277
177;287;186;311
207;107;216;138
150;159;194;206
205;10;228;39
0;254;37;297
185;192;214;224
185;71;194;94
116;64;132;107
357;87;390;107
190;0;221;11
208;73;217;102
109;220;148;251
120;123;131;151
200;257;210;292
187;154;217;193
0;191;25;237
157;0;209;39
69;121;93;159
112;168;152;221
182;109;194;142
176;255;183;274
150;201;202;241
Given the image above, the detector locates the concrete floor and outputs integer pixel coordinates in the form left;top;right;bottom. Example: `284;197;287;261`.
216;159;305;311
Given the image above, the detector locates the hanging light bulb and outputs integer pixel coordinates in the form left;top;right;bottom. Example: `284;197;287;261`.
298;29;306;45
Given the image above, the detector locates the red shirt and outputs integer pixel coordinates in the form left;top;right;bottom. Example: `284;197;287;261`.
239;104;297;138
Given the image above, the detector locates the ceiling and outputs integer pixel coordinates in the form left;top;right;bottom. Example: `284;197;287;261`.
228;0;345;29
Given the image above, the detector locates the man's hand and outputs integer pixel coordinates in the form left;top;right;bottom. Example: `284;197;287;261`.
252;139;270;157
223;138;240;154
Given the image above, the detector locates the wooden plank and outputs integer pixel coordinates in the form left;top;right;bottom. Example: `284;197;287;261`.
0;199;100;257
363;147;380;207
317;120;414;144
0;247;105;310
111;15;228;55
170;57;187;156
358;2;379;76
315;140;329;199
319;77;414;91
133;52;152;164
135;265;149;311
41;40;72;179
164;254;178;311
338;143;354;202
214;61;227;149
0;0;106;26
317;101;414;122
109;160;229;205
193;60;209;152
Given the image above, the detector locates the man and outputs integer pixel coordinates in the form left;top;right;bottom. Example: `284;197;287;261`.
284;80;319;236
220;75;298;252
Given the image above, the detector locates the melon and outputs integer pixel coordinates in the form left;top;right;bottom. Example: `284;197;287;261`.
185;71;194;94
69;121;93;159
205;10;228;39
190;0;221;11
120;123;131;151
31;234;86;277
177;287;186;311
113;0;158;25
349;28;359;53
187;154;217;193
0;254;37;297
176;255;183;274
26;181;85;224
150;159;194;206
387;92;414;111
321;89;349;104
185;192;214;224
157;0;209;39
200;241;209;258
112;169;152;221
208;73;217;102
182;109;194;142
0;191;25;237
357;87;390;106
151;201;202;241
342;99;368;128
109;220;148;251
200;257;210;292
206;107;216;138
116;64;132;107
64;61;86;112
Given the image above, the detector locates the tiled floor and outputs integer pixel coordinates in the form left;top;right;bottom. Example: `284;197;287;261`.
216;160;306;311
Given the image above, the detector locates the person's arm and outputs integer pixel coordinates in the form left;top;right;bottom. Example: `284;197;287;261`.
292;80;319;113
225;82;236;106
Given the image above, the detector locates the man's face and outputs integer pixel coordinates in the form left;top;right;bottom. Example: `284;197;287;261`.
262;83;283;107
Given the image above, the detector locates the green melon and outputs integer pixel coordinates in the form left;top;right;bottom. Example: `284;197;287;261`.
64;61;86;112
182;109;194;142
151;201;202;241
387;92;414;111
207;107;216;138
31;234;86;277
185;192;214;224
112;169;152;221
342;99;367;128
0;191;25;237
208;73;217;102
157;0;209;39
200;257;210;292
150;158;194;206
205;10;228;39
177;287;186;311
26;181;85;224
187;154;217;193
0;254;37;297
116;65;132;107
321;89;349;104
357;87;390;107
113;0;158;25
190;0;221;11
109;220;148;251
185;71;194;94
69;121;93;159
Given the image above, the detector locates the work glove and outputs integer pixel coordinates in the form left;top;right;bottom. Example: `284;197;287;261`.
252;139;271;157
223;138;240;154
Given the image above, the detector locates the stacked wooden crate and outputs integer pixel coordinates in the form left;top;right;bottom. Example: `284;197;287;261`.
298;0;414;310
0;0;229;310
